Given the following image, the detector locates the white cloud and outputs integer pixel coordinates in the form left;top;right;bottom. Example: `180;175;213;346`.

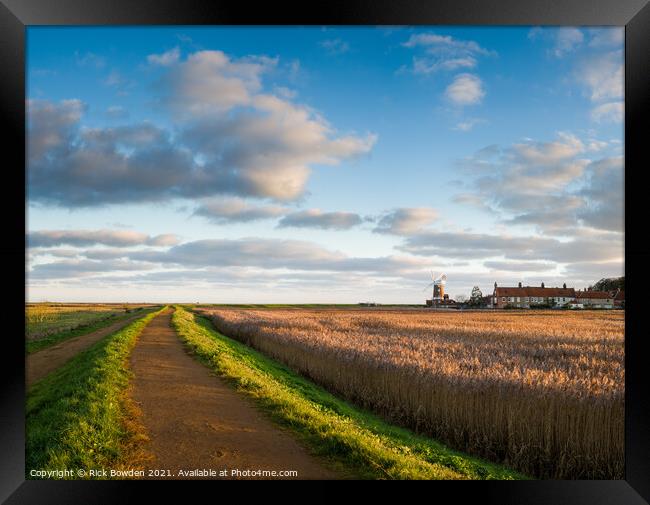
161;50;277;117
320;38;350;55
527;27;543;40
403;33;494;57
27;234;439;291
510;132;585;166
530;29;623;125
277;209;362;230
528;27;585;58
147;47;181;66
128;238;430;274
27;49;377;206
578;50;623;103
484;260;557;272
104;70;125;87
452;193;497;214
177;93;377;200
27;99;85;161
28;229;181;248
75;51;105;68
29;259;156;279
453;118;486;131
454;133;623;235
275;86;297;99
552;27;584;57
577;157;624;232
575;50;624;124
586;139;609;152
402;32;495;76
193;197;287;224
562;260;624;280
374;208;439;235
445;74;485;105
588;28;624;48
106;105;128;119
412;56;476;75
27;230;623;302
591;102;624;123
400;229;622;264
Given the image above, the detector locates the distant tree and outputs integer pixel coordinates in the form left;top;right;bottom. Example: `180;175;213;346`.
470;286;483;306
456;294;468;304
593;276;625;292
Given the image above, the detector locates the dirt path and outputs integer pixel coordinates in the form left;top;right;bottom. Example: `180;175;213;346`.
129;309;339;480
26;312;150;388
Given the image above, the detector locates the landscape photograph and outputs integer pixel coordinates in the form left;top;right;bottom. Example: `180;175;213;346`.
26;25;624;480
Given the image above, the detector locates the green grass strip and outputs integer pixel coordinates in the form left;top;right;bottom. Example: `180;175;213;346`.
26;307;166;478
26;307;159;354
173;306;527;480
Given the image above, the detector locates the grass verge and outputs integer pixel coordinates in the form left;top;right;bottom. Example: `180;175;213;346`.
173;306;527;480
26;307;165;478
26;307;157;354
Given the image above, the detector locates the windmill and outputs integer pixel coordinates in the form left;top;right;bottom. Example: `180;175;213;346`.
424;271;447;302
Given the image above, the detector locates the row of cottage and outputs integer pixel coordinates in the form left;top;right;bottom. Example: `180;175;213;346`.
491;282;624;309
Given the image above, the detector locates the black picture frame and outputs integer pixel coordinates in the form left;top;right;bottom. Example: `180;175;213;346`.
2;0;648;502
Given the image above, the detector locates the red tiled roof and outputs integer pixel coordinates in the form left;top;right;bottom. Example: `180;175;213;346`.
576;290;612;299
494;286;576;297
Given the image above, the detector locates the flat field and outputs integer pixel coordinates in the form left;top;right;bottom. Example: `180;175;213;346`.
26;303;150;341
25;303;157;354
199;307;624;479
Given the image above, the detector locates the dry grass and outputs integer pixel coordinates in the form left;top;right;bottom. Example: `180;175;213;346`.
200;308;624;479
26;304;147;341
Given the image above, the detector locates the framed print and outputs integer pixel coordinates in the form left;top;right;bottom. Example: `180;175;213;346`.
2;0;649;503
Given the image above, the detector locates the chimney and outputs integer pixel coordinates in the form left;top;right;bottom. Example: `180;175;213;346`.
541;282;545;288
518;282;522;288
563;283;567;289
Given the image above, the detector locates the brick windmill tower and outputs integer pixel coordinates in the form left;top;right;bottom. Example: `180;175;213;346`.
425;272;447;305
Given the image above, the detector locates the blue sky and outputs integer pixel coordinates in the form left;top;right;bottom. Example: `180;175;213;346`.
26;26;624;303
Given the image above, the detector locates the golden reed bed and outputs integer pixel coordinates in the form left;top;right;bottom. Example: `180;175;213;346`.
200;308;624;479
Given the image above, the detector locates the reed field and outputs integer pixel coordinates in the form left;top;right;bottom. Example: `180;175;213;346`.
200;308;624;479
